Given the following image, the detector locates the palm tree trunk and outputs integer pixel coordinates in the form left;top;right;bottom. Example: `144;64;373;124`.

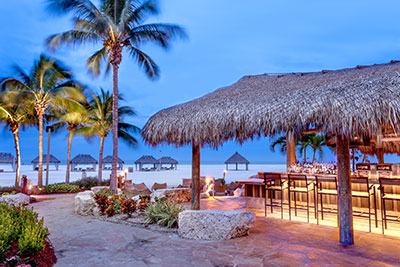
38;113;44;187
303;148;307;162
12;126;21;187
111;62;119;192
66;130;73;184
46;127;51;186
312;149;316;164
98;136;105;183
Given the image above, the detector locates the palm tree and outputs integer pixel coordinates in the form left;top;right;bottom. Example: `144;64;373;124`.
79;88;140;182
46;0;187;192
309;134;327;163
270;136;287;154
0;55;85;187
51;97;88;183
297;134;313;162
0;91;35;186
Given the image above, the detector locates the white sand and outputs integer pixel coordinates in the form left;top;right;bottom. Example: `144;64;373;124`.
0;164;286;188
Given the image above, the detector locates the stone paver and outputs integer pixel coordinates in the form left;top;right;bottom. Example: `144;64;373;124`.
31;194;400;267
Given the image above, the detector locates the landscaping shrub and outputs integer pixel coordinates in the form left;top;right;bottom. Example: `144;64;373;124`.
121;198;137;217
41;184;80;194
71;177;98;190
96;188;113;197
93;194;111;215
138;195;151;212
18;218;47;257
0;187;21;196
0;203;49;260
144;200;185;228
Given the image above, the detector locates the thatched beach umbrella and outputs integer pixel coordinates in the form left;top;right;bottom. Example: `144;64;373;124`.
31;154;60;171
225;152;250;170
159;156;179;170
103;155;124;170
0;153;16;172
142;61;400;245
134;155;158;171
70;154;98;172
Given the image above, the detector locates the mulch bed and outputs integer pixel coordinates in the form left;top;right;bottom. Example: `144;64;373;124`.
1;240;57;267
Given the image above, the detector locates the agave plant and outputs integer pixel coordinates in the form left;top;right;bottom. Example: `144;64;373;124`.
46;0;187;192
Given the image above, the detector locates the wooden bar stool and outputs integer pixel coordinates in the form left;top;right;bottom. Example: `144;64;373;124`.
262;172;286;219
351;176;378;232
288;174;315;223
379;178;400;234
315;175;338;225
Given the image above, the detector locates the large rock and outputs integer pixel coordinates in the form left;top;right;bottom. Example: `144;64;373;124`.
0;193;30;206
178;210;255;240
123;183;151;196
150;188;191;203
74;191;99;216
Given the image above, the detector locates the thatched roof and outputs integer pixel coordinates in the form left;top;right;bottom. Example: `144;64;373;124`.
102;155;124;164
160;156;178;164
31;154;60;164
70;154;98;164
358;142;400;156
142;61;400;148
135;155;158;164
0;153;15;164
225;152;250;164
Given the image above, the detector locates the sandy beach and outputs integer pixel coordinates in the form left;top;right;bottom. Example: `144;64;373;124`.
0;164;286;188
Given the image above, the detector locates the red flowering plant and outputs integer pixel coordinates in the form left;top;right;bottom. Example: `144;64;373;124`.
138;196;151;212
93;194;111;215
121;198;137;217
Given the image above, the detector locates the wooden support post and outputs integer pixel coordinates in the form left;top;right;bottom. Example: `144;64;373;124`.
191;143;201;210
336;135;354;245
376;148;384;164
286;131;296;171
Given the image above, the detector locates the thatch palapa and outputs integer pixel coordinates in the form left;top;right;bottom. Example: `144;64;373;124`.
31;154;60;171
225;152;250;170
0;153;16;171
70;154;98;172
102;155;124;170
141;61;400;245
142;61;400;148
135;155;158;171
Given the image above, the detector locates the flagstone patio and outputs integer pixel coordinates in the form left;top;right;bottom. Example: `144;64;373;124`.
31;194;400;266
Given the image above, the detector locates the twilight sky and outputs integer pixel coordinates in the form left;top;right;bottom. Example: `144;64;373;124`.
1;0;400;164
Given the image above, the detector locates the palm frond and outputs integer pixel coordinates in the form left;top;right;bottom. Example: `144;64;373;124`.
87;47;110;77
127;46;159;79
129;23;187;49
46;30;100;51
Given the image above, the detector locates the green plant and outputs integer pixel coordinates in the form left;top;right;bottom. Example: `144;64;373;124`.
71;177;99;190
144;201;184;228
96;188;113;197
41;183;80;194
0;203;48;260
18;218;47;257
0;187;21;196
121;199;137;217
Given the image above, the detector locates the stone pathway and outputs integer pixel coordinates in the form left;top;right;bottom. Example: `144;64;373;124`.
32;194;400;266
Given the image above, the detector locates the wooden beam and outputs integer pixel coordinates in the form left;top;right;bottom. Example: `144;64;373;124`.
286;131;296;170
336;135;354;245
376;148;384;164
191;143;200;210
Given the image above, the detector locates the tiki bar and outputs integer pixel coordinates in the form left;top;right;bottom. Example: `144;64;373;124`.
142;61;400;245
